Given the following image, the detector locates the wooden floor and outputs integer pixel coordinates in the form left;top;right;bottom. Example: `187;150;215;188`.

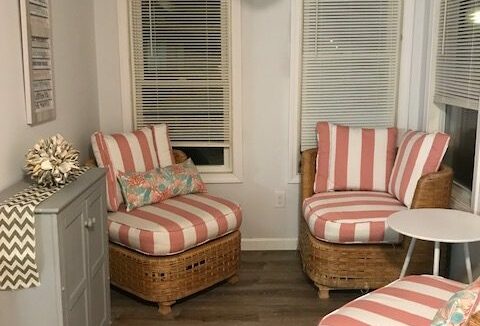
110;251;362;325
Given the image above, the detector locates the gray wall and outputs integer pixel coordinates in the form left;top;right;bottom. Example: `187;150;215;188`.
0;0;100;190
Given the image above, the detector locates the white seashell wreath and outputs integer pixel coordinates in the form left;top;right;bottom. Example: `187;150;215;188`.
25;134;80;187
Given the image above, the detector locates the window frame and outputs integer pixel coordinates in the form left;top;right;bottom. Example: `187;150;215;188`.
288;0;413;183
117;0;243;184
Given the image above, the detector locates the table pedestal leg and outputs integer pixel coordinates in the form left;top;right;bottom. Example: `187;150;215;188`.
433;241;440;276
401;238;416;278
464;243;473;283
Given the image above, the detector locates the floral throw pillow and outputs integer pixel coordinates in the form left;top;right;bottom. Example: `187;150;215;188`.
118;158;207;211
160;158;207;197
117;169;168;212
431;278;480;326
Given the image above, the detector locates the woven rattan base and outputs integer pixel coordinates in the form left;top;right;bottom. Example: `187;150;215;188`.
299;220;446;296
109;231;241;314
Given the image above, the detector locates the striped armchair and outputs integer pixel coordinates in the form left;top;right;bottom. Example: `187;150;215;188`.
300;144;453;299
90;126;242;315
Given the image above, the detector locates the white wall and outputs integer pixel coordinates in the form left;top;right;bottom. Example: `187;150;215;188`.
0;0;99;191
94;0;300;249
93;0;125;134
209;0;300;249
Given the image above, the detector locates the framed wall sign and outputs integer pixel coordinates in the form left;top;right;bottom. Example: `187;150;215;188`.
19;0;56;125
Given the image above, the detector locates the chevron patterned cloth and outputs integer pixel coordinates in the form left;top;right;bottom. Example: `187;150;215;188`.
0;167;90;290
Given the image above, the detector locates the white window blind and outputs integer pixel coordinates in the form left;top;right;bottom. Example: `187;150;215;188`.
300;0;402;150
434;0;480;110
130;0;232;148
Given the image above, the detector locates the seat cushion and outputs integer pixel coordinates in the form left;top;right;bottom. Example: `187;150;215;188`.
388;130;450;208
319;275;466;326
314;122;397;193
303;191;406;244
107;193;242;256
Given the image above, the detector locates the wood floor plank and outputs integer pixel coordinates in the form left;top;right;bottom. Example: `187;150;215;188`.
111;251;362;325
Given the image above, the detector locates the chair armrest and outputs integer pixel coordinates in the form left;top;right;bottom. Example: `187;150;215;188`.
469;311;480;326
301;149;318;201
84;159;97;167
173;149;188;164
410;164;453;209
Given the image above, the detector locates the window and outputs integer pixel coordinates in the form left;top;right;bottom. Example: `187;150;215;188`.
444;106;477;191
434;0;480;110
129;0;241;179
299;0;403;150
433;0;480;210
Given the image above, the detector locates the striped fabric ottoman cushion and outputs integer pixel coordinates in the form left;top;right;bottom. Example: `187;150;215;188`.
303;191;406;244
319;275;466;326
107;193;242;255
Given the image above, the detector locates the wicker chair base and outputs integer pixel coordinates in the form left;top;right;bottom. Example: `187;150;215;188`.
299;220;446;297
109;231;241;314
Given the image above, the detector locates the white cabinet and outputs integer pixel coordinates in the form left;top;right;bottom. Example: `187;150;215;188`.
0;169;110;326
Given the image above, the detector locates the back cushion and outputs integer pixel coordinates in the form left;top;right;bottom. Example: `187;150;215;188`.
91;125;174;211
151;124;174;167
388;130;450;208
314;122;397;193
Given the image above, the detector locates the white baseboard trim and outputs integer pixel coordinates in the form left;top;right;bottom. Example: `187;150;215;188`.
241;238;298;251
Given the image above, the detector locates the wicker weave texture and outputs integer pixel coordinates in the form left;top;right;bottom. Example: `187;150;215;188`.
299;148;453;291
299;219;446;289
110;231;241;304
470;312;480;326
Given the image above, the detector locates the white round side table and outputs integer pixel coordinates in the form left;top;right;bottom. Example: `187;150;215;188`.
387;208;480;283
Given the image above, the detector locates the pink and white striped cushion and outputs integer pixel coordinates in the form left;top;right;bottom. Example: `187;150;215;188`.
314;122;397;193
303;191;406;244
388;130;450;208
150;124;175;167
91;125;174;211
319;275;466;326
107;193;242;255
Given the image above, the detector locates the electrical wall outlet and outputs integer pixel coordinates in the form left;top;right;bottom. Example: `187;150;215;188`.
274;190;286;208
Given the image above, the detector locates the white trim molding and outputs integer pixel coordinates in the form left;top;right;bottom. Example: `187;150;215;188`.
287;0;303;184
396;0;415;130
116;0;243;184
117;0;133;133
397;0;438;131
424;0;446;133
241;238;298;251
471;116;480;214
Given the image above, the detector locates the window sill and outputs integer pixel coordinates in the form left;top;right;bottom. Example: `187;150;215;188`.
201;172;243;184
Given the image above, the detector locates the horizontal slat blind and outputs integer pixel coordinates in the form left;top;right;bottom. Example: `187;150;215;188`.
300;0;402;150
130;0;232;146
434;0;480;110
